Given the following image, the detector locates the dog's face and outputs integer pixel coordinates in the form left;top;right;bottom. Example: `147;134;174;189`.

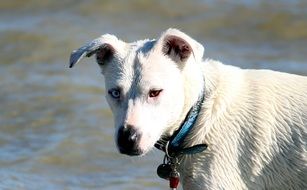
69;29;204;156
103;40;187;156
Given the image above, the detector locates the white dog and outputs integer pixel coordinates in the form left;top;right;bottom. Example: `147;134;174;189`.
70;28;307;190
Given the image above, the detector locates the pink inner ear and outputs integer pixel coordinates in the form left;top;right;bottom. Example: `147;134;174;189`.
163;35;192;61
96;44;115;65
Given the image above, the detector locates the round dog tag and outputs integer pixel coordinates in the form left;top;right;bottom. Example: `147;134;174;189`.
157;164;172;180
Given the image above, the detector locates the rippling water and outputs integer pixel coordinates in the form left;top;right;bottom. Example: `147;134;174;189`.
0;1;306;189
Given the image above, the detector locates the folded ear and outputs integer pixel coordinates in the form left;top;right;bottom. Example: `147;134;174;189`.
69;34;123;68
159;28;204;64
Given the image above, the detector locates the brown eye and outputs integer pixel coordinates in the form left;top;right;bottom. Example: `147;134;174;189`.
149;89;163;98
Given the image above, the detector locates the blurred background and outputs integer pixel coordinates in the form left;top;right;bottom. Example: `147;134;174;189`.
0;0;306;189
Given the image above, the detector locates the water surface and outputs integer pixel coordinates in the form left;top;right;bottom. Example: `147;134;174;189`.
0;1;306;189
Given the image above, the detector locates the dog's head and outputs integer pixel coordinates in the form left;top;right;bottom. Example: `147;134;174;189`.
70;29;204;156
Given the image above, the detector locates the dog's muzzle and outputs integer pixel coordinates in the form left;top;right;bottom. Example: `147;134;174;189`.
117;125;142;156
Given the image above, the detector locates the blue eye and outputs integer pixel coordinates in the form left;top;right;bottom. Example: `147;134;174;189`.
108;89;121;99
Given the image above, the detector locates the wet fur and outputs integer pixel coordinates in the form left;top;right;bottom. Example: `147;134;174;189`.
180;60;307;189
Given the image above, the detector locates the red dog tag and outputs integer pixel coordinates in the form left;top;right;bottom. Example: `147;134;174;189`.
169;168;180;189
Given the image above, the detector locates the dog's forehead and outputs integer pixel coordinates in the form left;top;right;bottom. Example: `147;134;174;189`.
128;39;174;83
132;39;156;54
124;39;157;66
123;39;157;74
104;39;155;84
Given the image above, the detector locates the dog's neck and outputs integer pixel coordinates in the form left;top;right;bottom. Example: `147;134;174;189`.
162;60;219;147
167;61;206;135
156;61;207;154
155;91;206;154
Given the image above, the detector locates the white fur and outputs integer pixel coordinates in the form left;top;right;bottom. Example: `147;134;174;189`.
71;28;307;189
181;60;307;189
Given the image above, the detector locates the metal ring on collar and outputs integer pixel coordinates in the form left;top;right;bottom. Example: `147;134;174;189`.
165;141;173;158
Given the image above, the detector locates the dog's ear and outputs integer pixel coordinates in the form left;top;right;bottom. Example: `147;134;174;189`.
163;35;191;62
159;28;204;64
69;34;124;68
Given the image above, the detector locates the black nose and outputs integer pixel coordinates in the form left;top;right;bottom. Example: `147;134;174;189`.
117;125;142;156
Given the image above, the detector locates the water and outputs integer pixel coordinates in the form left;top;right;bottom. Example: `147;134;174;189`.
0;1;306;189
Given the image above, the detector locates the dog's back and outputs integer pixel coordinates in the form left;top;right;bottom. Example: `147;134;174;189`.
182;60;307;189
241;67;306;189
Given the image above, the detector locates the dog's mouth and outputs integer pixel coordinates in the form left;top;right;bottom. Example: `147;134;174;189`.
118;147;143;156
